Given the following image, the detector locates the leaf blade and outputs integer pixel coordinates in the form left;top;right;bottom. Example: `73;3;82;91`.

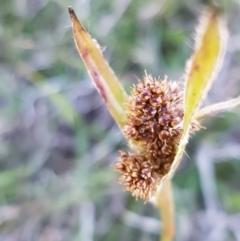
196;95;240;120
68;7;128;128
159;6;228;186
183;6;228;131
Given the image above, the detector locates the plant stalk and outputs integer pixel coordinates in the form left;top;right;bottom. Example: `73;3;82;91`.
155;180;175;241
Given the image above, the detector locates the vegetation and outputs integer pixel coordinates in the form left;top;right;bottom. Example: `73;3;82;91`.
1;1;240;241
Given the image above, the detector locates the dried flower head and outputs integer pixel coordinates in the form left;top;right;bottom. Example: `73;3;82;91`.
115;151;159;200
115;74;199;200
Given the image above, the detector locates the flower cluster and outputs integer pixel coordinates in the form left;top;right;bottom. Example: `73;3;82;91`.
115;74;198;200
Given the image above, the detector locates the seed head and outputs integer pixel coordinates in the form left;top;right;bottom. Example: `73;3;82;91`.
115;74;199;201
115;151;160;200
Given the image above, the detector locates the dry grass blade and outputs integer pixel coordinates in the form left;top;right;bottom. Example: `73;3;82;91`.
68;7;128;128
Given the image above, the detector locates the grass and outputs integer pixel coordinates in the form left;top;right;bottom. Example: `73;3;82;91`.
0;0;240;240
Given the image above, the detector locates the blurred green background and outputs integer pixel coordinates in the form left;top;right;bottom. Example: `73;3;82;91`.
1;0;240;240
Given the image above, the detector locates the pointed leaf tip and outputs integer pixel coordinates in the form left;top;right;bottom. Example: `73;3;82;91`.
68;7;82;30
68;6;74;14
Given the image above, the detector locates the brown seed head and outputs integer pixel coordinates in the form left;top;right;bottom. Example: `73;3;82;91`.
115;151;160;200
115;74;199;201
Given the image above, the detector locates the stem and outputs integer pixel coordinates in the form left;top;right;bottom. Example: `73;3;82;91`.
196;95;240;121
155;180;175;241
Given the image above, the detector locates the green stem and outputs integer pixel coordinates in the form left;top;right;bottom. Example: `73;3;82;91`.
155;180;175;241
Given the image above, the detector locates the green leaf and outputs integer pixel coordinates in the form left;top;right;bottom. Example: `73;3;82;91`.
160;6;228;186
183;6;228;131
